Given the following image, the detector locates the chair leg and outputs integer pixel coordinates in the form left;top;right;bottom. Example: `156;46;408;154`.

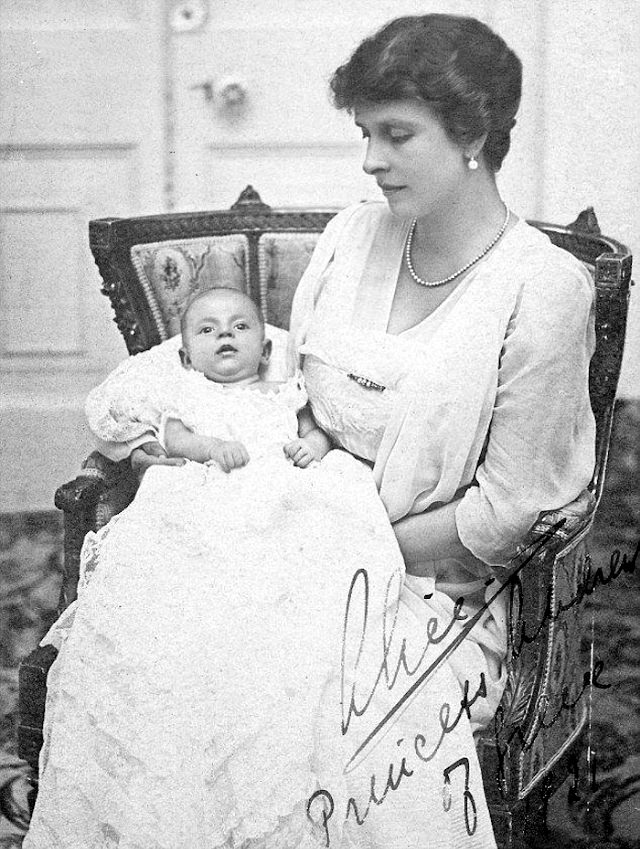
490;786;552;849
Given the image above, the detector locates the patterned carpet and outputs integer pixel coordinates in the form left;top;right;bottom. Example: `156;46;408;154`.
1;402;638;848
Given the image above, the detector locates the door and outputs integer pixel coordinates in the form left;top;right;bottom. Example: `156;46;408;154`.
0;0;165;510
169;0;532;211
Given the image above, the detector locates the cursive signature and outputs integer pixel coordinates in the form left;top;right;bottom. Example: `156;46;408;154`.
341;567;468;740
307;672;488;845
308;532;639;845
493;539;638;794
492;655;611;790
307;523;564;845
342;521;565;774
508;537;639;659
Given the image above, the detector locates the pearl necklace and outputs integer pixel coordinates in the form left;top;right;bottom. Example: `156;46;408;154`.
404;205;510;288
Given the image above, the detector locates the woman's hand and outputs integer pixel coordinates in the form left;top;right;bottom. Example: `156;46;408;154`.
130;440;185;479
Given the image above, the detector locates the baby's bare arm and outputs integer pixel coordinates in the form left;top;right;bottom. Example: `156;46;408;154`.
284;406;332;468
164;418;217;463
164;418;248;472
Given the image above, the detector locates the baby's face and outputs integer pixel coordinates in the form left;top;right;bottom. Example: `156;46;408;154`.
180;289;269;383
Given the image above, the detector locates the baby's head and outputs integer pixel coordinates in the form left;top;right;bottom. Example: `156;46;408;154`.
179;287;271;384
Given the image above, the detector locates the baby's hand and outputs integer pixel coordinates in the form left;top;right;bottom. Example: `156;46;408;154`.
207;439;249;473
284;438;318;469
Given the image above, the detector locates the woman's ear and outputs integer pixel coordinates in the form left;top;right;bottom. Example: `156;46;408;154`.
465;133;488;163
261;338;273;366
179;347;192;369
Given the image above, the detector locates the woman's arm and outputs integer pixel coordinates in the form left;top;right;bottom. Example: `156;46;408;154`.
287;203;371;375
130;440;186;476
392;499;478;575
455;258;595;567
395;254;595;573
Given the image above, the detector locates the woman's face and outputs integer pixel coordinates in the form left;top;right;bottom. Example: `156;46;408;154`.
354;100;469;221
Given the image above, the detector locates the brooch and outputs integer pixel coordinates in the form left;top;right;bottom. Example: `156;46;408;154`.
347;373;386;392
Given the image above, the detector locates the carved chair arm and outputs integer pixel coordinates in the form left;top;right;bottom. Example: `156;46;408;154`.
516;489;596;560
482;488;596;806
502;488;595;718
54;450;129;513
54;451;139;611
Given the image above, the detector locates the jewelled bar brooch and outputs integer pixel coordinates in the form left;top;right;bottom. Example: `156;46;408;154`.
347;373;386;392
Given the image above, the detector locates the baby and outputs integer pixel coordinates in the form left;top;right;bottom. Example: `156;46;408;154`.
164;286;331;471
33;288;406;849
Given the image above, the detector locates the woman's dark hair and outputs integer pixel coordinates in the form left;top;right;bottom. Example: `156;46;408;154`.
330;14;522;171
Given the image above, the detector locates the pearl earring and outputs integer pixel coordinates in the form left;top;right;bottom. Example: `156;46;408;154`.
467;155;479;171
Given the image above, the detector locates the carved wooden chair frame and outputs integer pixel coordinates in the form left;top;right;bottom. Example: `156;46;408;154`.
18;187;632;848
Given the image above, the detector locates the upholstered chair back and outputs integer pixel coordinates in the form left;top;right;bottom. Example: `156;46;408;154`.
128;228;325;336
92;187;335;350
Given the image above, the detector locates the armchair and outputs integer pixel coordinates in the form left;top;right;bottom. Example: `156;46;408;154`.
18;187;633;848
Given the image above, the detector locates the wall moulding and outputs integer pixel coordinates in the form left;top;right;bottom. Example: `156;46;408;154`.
0;0;143;31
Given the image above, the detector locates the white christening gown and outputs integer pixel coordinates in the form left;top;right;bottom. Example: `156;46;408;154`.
24;372;408;849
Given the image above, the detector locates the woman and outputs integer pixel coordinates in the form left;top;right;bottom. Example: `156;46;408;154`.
25;13;595;849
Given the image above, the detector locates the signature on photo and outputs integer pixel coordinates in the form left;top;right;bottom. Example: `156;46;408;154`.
307;527;638;846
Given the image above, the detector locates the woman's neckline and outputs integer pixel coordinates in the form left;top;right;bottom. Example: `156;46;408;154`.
385;213;525;338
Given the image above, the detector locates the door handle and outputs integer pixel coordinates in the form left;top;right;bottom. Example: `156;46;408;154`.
190;80;214;102
190;77;248;108
217;78;248;107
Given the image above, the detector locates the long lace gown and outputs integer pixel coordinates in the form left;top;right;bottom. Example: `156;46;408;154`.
24;372;411;849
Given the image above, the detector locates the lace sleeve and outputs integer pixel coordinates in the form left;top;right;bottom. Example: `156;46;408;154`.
155;371;218;448
85;336;184;445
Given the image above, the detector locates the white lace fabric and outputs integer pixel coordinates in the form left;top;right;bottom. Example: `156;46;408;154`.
155;369;306;460
299;320;423;462
27;376;407;849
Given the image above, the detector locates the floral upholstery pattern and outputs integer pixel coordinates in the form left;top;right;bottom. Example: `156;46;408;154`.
130;236;250;339
258;233;321;329
129;232;323;338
